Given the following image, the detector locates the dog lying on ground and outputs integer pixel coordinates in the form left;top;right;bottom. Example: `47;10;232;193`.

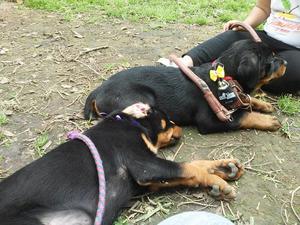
84;39;287;134
0;103;244;225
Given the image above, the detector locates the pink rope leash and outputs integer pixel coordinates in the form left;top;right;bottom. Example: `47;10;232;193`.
67;131;106;225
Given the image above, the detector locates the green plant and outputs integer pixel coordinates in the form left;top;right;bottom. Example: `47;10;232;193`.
0;113;8;126
278;95;300;116
113;216;128;225
24;0;255;25
34;133;49;157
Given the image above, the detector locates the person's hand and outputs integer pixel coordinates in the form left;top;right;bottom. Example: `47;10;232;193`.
223;20;245;31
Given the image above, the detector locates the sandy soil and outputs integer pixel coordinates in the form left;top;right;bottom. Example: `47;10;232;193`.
0;2;299;225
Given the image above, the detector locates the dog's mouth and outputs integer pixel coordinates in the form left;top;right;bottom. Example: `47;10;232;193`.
157;125;182;148
254;59;287;92
141;122;182;154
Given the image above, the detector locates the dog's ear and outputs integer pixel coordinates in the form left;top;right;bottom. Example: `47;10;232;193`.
122;102;151;118
236;53;260;93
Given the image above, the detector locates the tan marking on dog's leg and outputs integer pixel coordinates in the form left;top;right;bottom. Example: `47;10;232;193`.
250;97;275;113
239;112;281;131
139;159;244;200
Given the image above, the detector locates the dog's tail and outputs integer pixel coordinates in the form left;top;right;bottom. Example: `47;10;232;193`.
1;215;43;225
83;89;103;120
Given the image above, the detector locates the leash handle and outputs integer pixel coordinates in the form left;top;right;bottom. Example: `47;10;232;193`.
68;131;105;225
229;21;262;43
169;54;232;122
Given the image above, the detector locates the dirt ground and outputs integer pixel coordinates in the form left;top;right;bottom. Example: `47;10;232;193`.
0;2;299;225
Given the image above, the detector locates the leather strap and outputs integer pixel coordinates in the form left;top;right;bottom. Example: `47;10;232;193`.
169;54;233;122
229;21;262;42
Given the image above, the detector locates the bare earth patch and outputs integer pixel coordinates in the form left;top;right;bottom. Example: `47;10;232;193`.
0;2;299;225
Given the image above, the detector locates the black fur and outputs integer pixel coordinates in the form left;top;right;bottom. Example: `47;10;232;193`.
84;40;287;134
0;108;183;225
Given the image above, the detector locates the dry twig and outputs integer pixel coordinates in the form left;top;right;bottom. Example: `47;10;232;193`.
291;186;300;222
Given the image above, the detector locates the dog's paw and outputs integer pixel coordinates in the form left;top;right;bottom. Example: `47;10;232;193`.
187;160;244;200
208;183;236;200
207;159;244;181
251;98;275;113
265;115;281;131
260;102;275;113
240;112;281;131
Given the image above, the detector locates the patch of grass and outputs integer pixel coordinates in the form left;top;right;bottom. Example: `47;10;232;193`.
113;217;128;225
0;113;8;126
24;0;255;25
0;132;5;142
0;132;11;148
102;63;117;73
34;133;49;157
277;95;300;116
281;120;292;139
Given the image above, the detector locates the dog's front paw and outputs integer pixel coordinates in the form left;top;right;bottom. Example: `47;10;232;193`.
260;102;275;113
187;160;244;200
207;159;244;181
240;112;281;131
251;98;275;113
265;115;281;131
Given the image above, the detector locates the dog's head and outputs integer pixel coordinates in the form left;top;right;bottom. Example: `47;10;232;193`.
254;55;287;92
219;40;287;93
115;103;182;154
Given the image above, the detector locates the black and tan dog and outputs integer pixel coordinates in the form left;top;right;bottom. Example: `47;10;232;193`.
0;103;244;225
84;39;287;134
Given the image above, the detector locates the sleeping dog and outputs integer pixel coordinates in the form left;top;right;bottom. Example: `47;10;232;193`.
0;103;244;225
84;39;287;134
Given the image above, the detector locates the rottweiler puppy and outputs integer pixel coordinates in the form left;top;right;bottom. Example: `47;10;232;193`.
0;103;243;225
84;39;287;134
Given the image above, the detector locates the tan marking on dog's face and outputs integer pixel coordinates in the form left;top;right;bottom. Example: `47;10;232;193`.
161;119;166;129
254;64;286;92
141;121;182;154
172;125;183;139
156;128;175;148
141;133;158;154
122;103;151;118
92;100;102;117
156;122;182;149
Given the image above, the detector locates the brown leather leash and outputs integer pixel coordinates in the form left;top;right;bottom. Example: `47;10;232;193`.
229;21;262;42
169;54;233;122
